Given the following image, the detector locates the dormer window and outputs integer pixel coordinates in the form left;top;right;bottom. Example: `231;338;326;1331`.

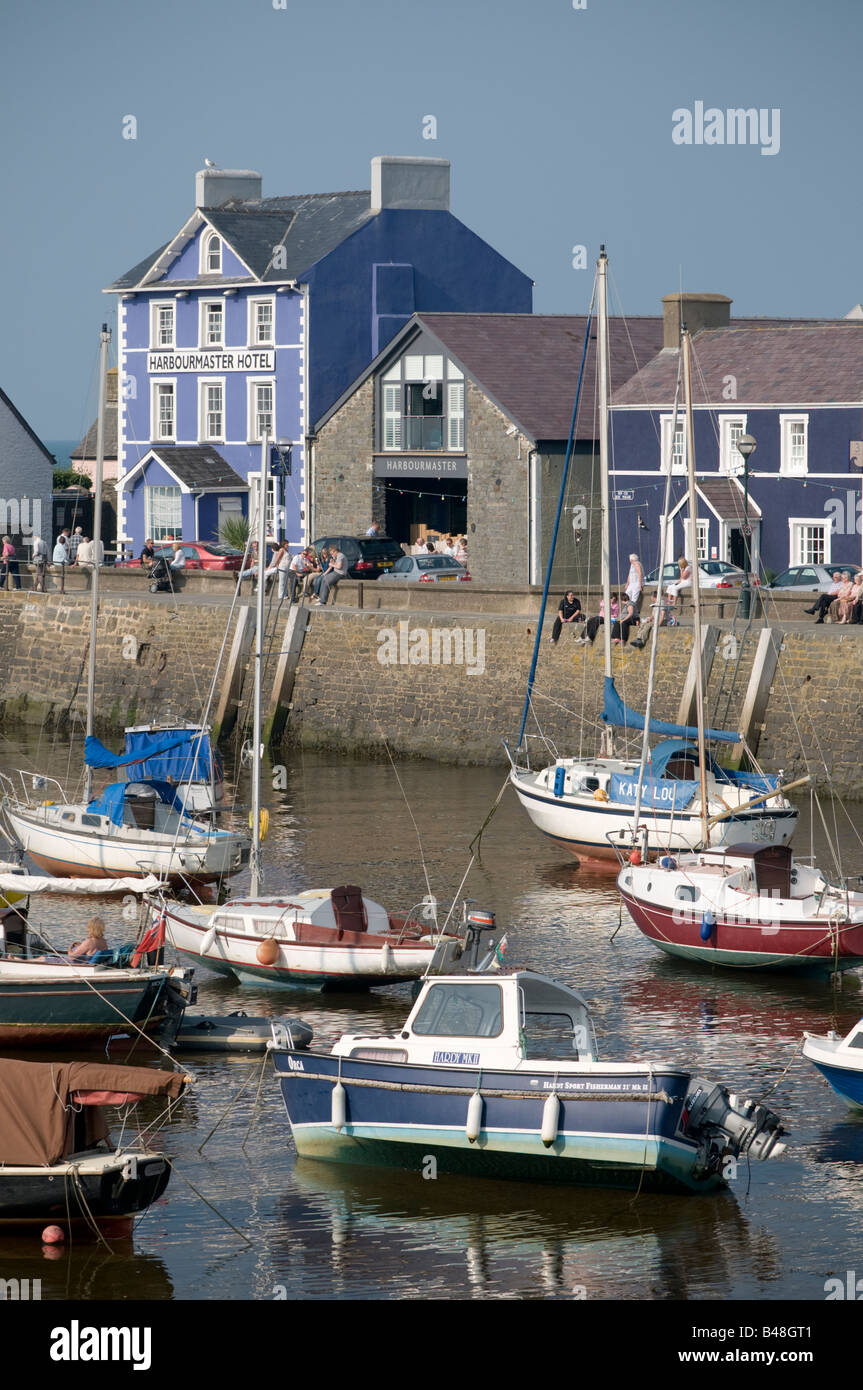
206;234;221;273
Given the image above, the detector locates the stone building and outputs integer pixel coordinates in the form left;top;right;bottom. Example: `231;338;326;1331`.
0;385;55;558
311;312;664;585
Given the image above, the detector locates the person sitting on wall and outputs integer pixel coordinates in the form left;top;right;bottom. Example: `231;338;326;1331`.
611;597;639;645
579;594;620;645
666;556;692;607
264;541;291;601
313;546;348;606
310;547;330;598
831;571;855;623
805;572;842;623
169;542;186;571
850;572;863;624
68;917;109;963
288;547;316;602
549;590;585;646
140;538;156;570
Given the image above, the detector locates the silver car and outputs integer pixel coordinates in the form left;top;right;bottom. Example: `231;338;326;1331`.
644;560;750;590
377;555;471;583
766;565;842;593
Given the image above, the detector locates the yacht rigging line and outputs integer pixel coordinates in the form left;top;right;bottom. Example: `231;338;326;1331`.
516;294;595;751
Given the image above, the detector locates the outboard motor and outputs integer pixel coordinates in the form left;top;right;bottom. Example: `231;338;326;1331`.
461;905;498;971
682;1078;786;1178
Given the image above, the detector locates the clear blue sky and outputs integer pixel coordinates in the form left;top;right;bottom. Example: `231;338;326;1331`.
3;0;861;439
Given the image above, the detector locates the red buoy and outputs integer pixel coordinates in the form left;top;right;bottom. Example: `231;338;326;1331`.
629;849;643;866
41;1225;65;1245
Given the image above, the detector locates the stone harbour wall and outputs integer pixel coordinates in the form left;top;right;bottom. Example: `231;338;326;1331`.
0;593;860;797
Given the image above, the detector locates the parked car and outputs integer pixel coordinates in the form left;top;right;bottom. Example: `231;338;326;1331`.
117;542;245;571
310;535;404;579
765;564;843;593
377;555;472;583
644;560;752;590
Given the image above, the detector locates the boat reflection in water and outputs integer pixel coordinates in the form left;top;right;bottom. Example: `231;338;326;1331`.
0;1241;174;1301
275;1157;779;1301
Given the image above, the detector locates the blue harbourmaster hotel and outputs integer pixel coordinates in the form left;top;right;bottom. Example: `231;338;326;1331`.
106;157;532;556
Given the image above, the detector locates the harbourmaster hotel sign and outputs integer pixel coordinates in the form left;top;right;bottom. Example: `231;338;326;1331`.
146;349;276;373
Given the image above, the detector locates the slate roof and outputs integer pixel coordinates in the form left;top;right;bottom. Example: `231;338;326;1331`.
71;369;118;461
108;192;375;290
396;313;666;442
613;323;863;406
145;447;246;490
698;477;760;522
0;387;55;464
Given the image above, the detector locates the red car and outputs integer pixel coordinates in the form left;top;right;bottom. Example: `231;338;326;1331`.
117;542;245;571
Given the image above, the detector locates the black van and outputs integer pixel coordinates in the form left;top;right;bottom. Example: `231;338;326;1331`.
310;535;404;580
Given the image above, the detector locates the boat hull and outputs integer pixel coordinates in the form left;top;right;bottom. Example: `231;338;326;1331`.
273;1050;723;1194
165;907;451;989
4;807;242;883
0;1151;171;1235
510;771;797;863
619;889;863;973
0;968;182;1047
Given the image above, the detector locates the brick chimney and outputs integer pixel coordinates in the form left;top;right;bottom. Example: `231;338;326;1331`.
195;168;262;209
371;156;450;212
662;292;732;348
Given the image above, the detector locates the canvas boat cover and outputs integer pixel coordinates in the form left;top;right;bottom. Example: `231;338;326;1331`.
601;676;739;744
0;1059;185;1166
85;729;216;784
85;780;188;828
0;873;163;895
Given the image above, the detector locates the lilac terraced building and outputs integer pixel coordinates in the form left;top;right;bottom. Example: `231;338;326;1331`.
105;158;533;556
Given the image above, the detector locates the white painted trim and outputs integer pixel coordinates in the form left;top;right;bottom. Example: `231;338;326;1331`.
787;515;831;566
199;230;222;277
659;412;687;474
247;295;276;348
149;298;177;350
198;377;227;443
246;377;276;442
780;413;809;477
149;378;177;444
123;340;302;353
614;401;863;412
138;210;205;287
198;298;225;349
121;450;191;493
718;412;747;474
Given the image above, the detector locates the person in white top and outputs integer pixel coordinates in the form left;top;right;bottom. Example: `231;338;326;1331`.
625;553;644;617
76;537;94;568
31;535;48;591
265;541;291;599
169;542;186;570
287;547;315;602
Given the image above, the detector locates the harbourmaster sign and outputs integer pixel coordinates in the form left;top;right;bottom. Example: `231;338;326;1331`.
146;349;276;373
373;455;468;478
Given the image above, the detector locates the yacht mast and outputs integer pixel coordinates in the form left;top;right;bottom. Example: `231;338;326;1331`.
597;248;614;751
84;324;110;803
250;433;268;897
682;329;709;842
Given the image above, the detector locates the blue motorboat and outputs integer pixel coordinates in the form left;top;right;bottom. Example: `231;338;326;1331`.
803;1021;863;1109
269;970;786;1194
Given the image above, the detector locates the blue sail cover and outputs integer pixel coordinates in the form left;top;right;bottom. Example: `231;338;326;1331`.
86;780;186;827
609;773;698;809
84;730;214;783
600;677;739;744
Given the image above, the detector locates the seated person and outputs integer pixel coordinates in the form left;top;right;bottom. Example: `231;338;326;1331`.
140;538;156;570
667;556;692;605
830;571;855;623
611;598;639;645
549;590;585;645
68;916;109;962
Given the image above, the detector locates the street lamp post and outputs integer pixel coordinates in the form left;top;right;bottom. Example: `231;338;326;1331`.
736;432;757;618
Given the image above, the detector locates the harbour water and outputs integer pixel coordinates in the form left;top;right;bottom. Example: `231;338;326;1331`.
1;726;862;1301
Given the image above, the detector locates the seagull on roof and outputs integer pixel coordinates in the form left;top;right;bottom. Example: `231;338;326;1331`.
204;158;219;168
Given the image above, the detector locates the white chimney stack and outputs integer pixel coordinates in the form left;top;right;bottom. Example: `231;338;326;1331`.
370;156;450;213
196;168;262;209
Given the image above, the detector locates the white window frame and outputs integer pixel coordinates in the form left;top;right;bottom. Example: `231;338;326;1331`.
200;232;222;275
248;296;276;347
150;299;176;349
150;379;176;442
683;517;709;562
780;414;809;476
719;413;747;474
247;377;275;442
788;516;830;567
660;413;687;474
447;379;465;451
199;299;225;348
382;381;402;450
145;485;182;543
199;377;226;442
249;473;278;542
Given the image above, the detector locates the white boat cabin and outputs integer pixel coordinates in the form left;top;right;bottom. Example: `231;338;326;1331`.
331;970;605;1071
209;888;392;939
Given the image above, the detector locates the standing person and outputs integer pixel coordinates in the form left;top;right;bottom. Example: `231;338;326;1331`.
1;536;21;591
549;591;584;645
265;541;291;600
625;553;644;617
31;534;48;591
454;535;468;565
365;521;382;538
52;533;68;569
67;526;83;564
313;546;348;606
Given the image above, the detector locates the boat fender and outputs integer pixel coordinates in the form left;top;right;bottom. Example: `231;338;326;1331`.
629;849;642;866
553;766;567;798
331;1081;347;1132
700;910;717;942
659;856;678;870
466;1089;484;1143
541;1092;560;1148
380;941;395;974
201;926;218;955
257;937;279;966
593;788;609;802
249;808;270;842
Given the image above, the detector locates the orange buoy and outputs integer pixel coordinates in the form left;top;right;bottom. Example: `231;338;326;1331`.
41;1225;65;1245
256;937;279;966
629;849;643;865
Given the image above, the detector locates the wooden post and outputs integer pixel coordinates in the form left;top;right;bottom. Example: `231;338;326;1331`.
263;603;310;745
211;605;254;742
730;626;783;766
676;624;718;730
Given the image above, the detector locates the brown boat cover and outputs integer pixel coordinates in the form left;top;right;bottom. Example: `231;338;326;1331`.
0;1059;185;1166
